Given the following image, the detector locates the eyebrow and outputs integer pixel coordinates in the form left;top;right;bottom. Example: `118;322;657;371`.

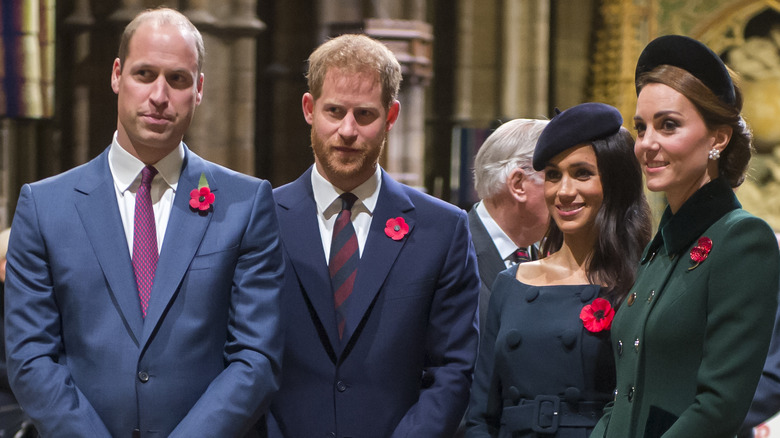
634;110;681;121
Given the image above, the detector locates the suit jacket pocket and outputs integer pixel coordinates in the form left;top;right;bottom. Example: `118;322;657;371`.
644;405;678;438
189;245;239;271
382;278;436;301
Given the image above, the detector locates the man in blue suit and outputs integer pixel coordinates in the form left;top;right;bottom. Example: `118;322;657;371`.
4;8;284;437
268;34;480;437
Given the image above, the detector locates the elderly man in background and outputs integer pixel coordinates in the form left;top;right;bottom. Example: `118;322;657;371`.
469;119;550;330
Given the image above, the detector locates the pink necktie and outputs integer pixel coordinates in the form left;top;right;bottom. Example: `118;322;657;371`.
329;193;359;339
133;165;158;318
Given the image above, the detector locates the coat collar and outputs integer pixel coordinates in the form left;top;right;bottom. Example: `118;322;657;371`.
643;177;740;262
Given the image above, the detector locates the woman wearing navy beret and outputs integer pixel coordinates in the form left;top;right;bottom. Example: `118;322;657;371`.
465;102;652;437
591;35;780;438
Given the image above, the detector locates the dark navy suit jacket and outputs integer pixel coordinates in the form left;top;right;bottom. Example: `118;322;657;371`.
4;146;285;437
269;167;480;437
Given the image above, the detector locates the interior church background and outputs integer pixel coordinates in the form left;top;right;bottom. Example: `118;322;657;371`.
2;0;779;233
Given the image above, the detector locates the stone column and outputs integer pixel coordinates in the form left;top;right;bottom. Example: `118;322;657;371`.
501;0;549;118
184;0;265;175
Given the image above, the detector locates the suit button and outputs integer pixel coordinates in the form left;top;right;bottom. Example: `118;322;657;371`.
634;338;640;352
138;371;149;383
627;293;636;306
628;386;635;402
617;340;623;356
647;290;655;303
336;380;347;392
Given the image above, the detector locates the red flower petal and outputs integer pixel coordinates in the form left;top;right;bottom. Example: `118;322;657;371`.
697;237;712;252
190;187;214;211
384;217;409;240
580;298;614;332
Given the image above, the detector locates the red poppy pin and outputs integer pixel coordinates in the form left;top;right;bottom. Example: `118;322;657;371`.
384;217;409;240
190;173;215;212
688;237;712;271
580;298;615;333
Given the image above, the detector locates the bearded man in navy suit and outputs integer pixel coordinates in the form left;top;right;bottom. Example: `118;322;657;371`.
4;8;284;437
268;34;480;437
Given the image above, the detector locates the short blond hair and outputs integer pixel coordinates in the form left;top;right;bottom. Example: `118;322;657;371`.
306;34;402;110
118;7;205;73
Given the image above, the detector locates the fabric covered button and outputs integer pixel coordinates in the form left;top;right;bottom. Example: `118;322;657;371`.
505;329;522;349
526;288;539;302
560;328;578;349
580;286;598;302
564;387;581;402
507;386;521;404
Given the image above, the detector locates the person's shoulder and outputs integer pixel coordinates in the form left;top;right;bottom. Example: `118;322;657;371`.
387;177;463;217
27;151;107;192
195;156;265;187
718;208;776;239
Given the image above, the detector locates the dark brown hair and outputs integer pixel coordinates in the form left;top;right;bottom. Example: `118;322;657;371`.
541;127;652;306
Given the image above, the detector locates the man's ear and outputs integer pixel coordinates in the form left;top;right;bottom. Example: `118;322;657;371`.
507;168;529;203
111;58;121;94
302;92;315;125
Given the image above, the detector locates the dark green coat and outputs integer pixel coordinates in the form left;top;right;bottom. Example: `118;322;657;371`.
591;178;779;438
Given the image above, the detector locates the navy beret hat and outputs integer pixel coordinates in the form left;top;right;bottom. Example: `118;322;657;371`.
635;34;735;106
533;102;623;171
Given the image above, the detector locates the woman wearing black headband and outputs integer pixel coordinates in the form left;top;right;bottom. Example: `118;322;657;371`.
592;35;780;438
466;102;651;437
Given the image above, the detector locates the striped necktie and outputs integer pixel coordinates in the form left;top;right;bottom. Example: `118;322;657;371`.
329;193;359;339
509;247;531;265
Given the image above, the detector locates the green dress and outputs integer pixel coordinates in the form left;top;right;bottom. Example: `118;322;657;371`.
591;178;779;438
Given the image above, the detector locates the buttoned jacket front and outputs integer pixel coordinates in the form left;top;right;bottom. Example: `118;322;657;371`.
4;146;285;438
269;166;480;438
592;178;779;438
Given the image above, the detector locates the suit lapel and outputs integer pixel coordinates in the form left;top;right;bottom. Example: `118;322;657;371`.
340;172;415;346
277;169;342;352
140;148;213;349
468;207;505;284
74;149;143;345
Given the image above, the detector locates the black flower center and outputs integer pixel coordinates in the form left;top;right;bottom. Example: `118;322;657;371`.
594;310;605;320
199;196;206;202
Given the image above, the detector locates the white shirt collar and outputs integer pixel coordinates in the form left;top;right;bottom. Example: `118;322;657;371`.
311;165;382;218
475;200;520;261
108;131;185;192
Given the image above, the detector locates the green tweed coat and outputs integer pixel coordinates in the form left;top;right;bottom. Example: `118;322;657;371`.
591;178;779;438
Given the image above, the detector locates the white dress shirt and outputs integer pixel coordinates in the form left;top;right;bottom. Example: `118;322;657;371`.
311;165;382;263
108;132;184;257
475;201;531;268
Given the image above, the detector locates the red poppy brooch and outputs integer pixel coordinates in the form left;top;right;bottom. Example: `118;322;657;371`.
688;237;712;271
190;173;215;212
384;217;409;240
580;298;614;333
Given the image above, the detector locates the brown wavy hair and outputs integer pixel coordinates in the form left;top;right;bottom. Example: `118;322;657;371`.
636;65;753;188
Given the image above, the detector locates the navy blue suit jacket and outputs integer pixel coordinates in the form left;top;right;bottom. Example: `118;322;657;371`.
4;146;285;437
269;167;480;437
